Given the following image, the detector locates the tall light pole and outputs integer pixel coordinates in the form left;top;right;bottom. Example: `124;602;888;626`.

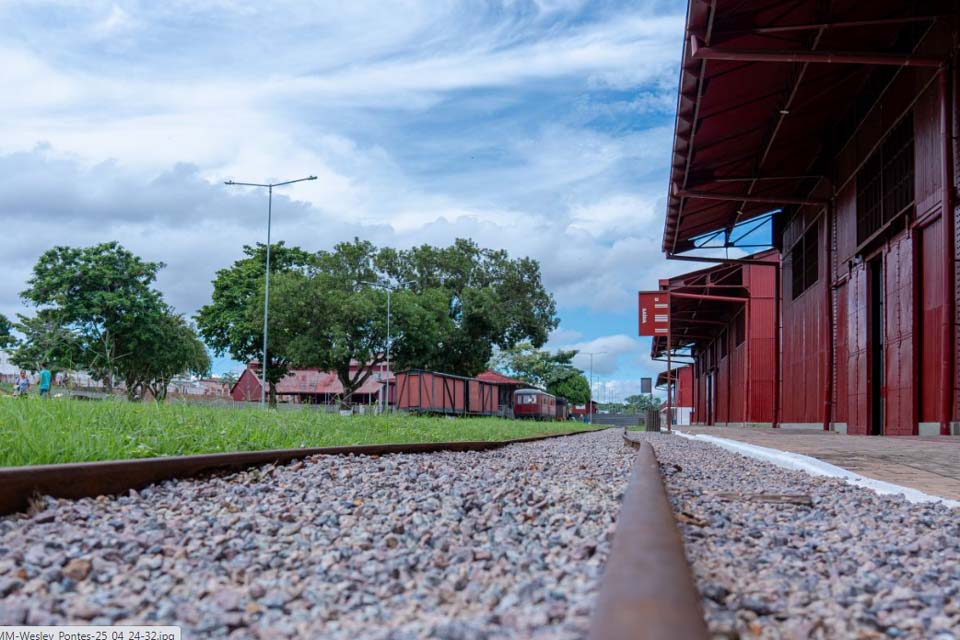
581;351;607;423
224;175;317;407
362;279;414;413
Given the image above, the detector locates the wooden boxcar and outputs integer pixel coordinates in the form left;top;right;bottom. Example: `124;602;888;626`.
394;369;497;416
555;397;570;421
512;388;557;420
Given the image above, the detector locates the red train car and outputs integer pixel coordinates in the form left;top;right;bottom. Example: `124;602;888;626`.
394;369;497;416
512;389;557;420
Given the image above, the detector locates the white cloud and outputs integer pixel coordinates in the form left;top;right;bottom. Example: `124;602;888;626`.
0;0;692;388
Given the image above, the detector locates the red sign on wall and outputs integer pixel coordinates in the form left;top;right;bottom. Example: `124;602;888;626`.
638;292;670;337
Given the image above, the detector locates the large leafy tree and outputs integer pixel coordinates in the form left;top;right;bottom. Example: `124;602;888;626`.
195;242;315;406
267;239;450;407
383;238;558;375
19;242;167;392
624;394;662;414
123;312;211;401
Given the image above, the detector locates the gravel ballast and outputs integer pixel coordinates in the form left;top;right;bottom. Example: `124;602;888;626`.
0;430;632;639
636;432;960;640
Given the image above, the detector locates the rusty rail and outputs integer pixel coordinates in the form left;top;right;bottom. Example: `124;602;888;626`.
0;428;602;516
589;432;709;640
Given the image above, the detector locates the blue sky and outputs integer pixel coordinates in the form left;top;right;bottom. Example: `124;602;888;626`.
0;0;699;400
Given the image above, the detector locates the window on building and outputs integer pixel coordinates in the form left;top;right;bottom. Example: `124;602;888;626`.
735;310;745;346
719;330;728;359
856;113;914;245
790;224;819;299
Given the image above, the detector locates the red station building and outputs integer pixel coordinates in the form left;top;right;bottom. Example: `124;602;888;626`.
645;251;778;426
651;1;959;436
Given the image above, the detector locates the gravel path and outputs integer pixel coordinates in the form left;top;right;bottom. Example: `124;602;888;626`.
636;432;960;640
0;430;631;639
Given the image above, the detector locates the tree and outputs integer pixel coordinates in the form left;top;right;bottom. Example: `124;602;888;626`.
123;312;211;401
383;238;558;375
267;239;450;408
19;242;167;392
624;394;662;414
547;370;591;405
0;314;13;350
195;242;315;406
10;311;83;374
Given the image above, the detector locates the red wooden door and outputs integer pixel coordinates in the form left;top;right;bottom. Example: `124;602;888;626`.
883;232;916;436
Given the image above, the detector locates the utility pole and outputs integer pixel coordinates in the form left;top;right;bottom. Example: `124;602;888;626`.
581;351;607;423
362;279;414;413
225;175;317;407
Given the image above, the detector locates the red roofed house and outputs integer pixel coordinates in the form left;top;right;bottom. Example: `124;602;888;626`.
231;361;393;405
476;369;533;416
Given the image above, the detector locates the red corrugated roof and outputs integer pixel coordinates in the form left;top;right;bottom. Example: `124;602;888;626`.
662;1;944;254
236;367;391;396
476;369;528;385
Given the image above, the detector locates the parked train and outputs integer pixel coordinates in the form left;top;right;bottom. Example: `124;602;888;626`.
512;388;572;420
394;369;572;420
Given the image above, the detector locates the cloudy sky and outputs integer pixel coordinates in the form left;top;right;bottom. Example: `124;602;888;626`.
1;0;696;400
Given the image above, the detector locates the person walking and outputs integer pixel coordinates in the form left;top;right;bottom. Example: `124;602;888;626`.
14;370;29;397
38;363;52;398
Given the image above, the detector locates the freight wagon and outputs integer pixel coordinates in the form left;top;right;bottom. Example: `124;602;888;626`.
394;369;498;416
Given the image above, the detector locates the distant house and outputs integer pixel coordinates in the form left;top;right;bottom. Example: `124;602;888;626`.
169;377;232;398
569;400;599;419
231;361;393;404
476;369;533;416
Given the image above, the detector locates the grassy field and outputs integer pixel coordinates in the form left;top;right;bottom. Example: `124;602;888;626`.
0;397;598;467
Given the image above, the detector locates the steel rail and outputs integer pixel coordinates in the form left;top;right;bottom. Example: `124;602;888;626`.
589;433;709;640
0;428;602;516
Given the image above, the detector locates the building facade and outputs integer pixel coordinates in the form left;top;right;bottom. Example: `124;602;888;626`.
650;252;778;426
660;1;959;435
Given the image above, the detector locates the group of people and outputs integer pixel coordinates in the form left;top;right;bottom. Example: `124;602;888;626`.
13;364;52;398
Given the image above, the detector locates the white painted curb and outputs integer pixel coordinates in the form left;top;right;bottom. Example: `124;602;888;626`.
674;430;960;509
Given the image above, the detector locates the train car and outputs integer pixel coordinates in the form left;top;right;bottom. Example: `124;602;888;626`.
512;388;557;420
394;369;497;416
555;397;569;421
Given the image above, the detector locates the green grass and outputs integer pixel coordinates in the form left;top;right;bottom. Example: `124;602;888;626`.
0;397;599;467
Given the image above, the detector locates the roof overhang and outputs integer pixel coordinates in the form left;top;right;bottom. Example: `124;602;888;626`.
662;0;954;255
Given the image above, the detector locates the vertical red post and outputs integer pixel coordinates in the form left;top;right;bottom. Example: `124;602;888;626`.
667;293;673;433
941;65;957;436
744;300;751;425
823;203;835;431
773;263;781;428
666;321;673;433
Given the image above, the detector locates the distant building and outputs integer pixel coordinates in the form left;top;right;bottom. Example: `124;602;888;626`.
657;366;693;426
476;369;533;416
231;361;392;404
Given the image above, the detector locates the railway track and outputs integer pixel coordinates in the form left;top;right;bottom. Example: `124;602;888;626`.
1;427;709;638
0;427;602;516
588;431;709;640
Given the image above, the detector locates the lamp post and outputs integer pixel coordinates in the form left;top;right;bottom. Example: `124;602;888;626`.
581;351;607;424
362;279;414;413
224;175;316;407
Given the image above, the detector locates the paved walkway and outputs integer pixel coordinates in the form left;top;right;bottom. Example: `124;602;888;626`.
677;427;960;501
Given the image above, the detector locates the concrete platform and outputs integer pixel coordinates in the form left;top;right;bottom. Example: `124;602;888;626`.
678;427;960;501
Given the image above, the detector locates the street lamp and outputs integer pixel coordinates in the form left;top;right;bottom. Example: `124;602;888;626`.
580;351;607;424
224;175;317;407
362;279;414;413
